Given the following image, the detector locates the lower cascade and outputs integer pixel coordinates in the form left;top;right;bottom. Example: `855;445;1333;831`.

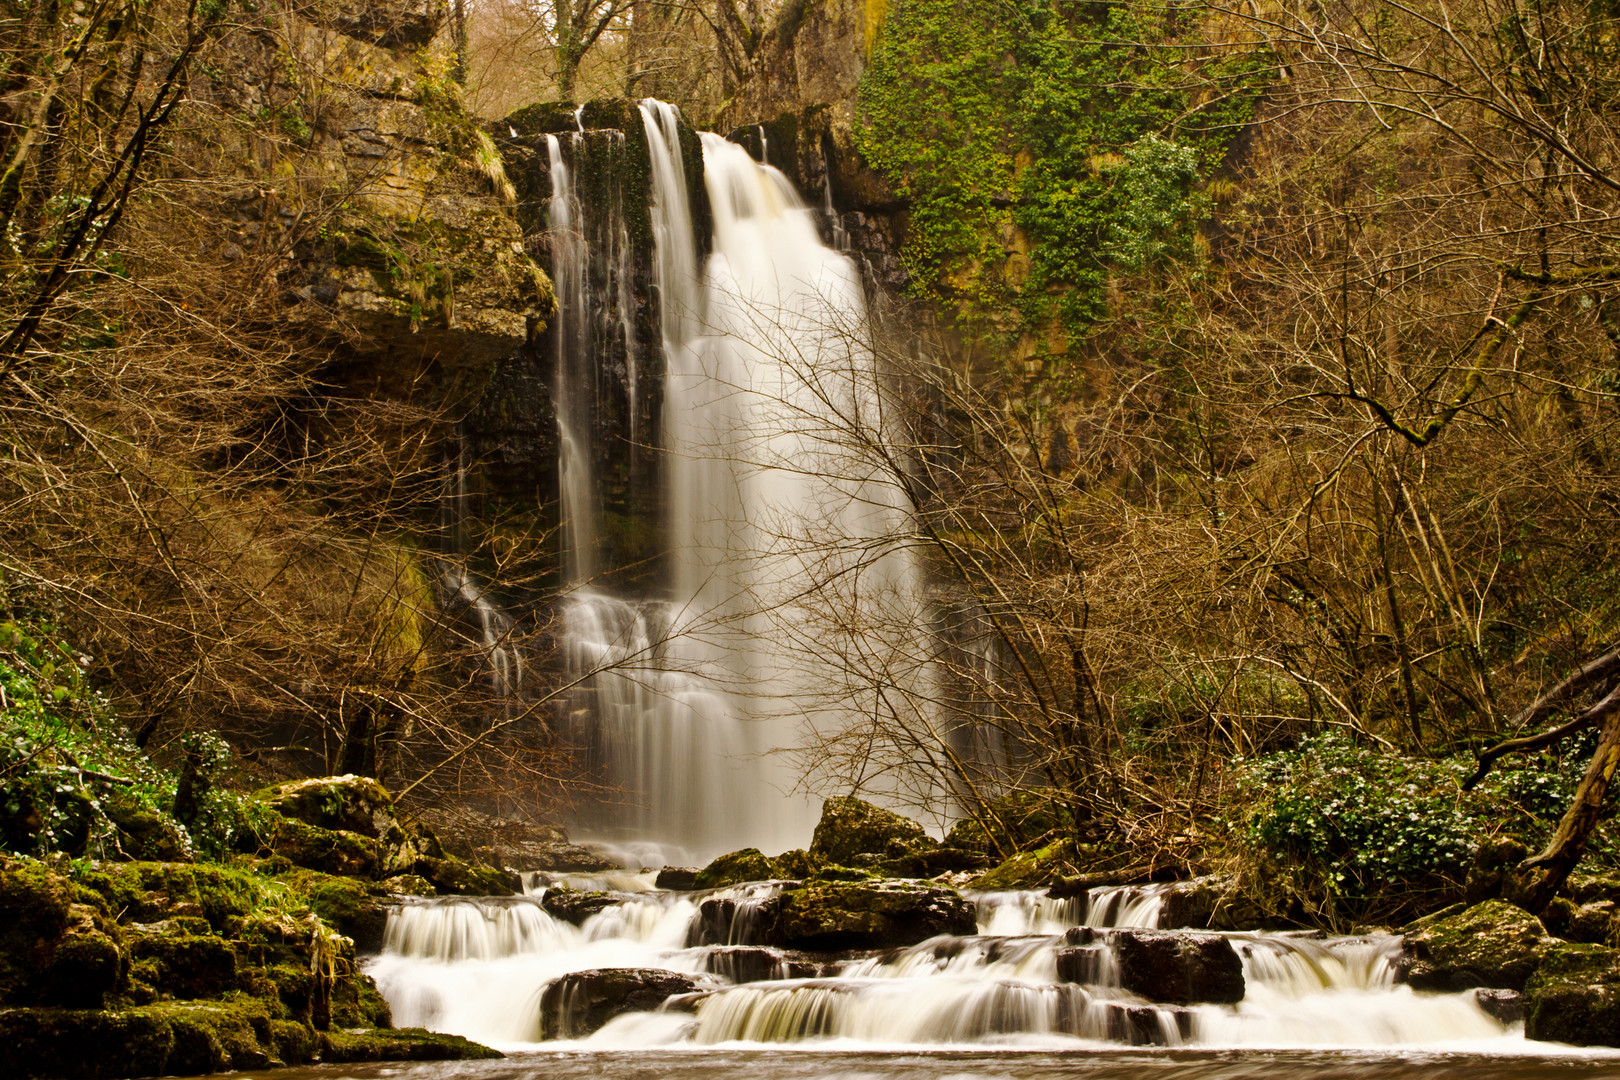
364;880;1519;1051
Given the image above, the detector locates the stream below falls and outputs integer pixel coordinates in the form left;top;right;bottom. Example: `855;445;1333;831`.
266;875;1620;1077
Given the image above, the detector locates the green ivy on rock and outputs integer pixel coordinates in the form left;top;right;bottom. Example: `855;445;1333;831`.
857;0;1271;347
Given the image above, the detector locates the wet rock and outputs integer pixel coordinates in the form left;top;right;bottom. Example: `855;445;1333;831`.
1106;930;1245;1004
494;841;617;874
1054;943;1115;986
702;946;784;984
773;880;977;950
656;866;701;890
809;796;934;865
538;968;705;1038
259;775;400;839
1395;899;1554;991
694;848;783;890
1523;943;1620;1046
1474;988;1524;1024
541;886;624;925
276;870;395;953
320;1025;504;1063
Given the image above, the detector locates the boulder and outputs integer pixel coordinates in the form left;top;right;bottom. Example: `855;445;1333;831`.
258;775;401;841
1105;930;1245;1005
1523;943;1620;1046
276;870;395;953
773;880;977;950
127;927;236;1000
102;793;191;862
694;848;783;890
656;866;701;891
264;817;381;879
537;968;705;1039
809;797;934;865
1464;837;1530;905
414;856;518;897
319;1026;504;1063
1395;899;1554;991
970;840;1074;889
701;946;783;984
541;886;624;925
492;841;617;874
1474;988;1524;1024
0;859;125;1010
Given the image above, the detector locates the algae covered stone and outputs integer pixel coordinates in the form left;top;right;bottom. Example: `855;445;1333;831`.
1523;942;1620;1046
694;847;784;890
1396;899;1554;991
809;796;933;865
774;879;977;950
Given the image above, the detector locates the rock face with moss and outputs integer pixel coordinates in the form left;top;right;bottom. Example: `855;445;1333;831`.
1395;900;1555;992
1523;943;1620;1045
0;857;500;1079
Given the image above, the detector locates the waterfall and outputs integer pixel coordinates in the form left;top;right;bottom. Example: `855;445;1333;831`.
554;102;941;861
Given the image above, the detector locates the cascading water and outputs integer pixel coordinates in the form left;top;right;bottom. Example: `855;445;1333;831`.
366;882;1528;1053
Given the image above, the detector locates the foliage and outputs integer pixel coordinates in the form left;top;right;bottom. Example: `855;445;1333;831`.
1227;733;1611;922
856;0;1269;343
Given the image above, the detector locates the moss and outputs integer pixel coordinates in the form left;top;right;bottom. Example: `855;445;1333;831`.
0;1007;174;1080
969;839;1075;889
416;855;516;896
503;101;582;138
276;867;392;950
1397;899;1553;992
127;931;236;1000
318;1025;503;1063
774;880;977;949
330;969;394;1029
0;857;75;1003
101;793;190;862
694;848;783;890
265;817;380;878
809;796;933;865
76;861;266;932
1524;943;1620;1046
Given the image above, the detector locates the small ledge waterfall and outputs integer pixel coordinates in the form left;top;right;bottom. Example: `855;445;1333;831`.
366;883;1519;1052
554;102;933;862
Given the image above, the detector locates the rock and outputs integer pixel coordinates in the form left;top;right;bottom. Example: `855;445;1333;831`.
944;791;1074;855
656;866;701;890
538;968;704;1038
970;840;1074;889
258;775;400;840
102;794;192;862
1474;988;1524;1024
0;1007;176;1080
319;1026;504;1063
694;848;783;890
541;886;623;925
264;817;381;879
0;859;125;1010
1464;837;1530;905
701;946;788;984
492;841;617;874
414;856;519;897
278;870;395;953
1395;899;1554;991
772;880;977;950
299;0;447;49
809;797;934;865
1105;930;1245;1005
1523;943;1620;1046
76;862;263;933
128;928;236;1000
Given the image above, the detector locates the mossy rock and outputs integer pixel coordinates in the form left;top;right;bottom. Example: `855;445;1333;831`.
0;1007;175;1080
77;861;265;932
127;930;236;1000
102;793;191;863
331;969;395;1029
970;839;1076;890
277;868;394;951
1395;899;1554;992
415;855;517;896
256;775;400;841
541;885;621;924
946;790;1075;856
773;880;977;950
694;847;783;890
809;797;934;865
0;858;125;1009
265;817;382;879
318;1025;503;1063
1523;942;1620;1046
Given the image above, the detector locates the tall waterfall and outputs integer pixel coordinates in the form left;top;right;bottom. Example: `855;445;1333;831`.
554;103;935;862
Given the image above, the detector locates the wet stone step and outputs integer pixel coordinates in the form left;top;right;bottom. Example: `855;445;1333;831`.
538;967;711;1039
1056;928;1245;1004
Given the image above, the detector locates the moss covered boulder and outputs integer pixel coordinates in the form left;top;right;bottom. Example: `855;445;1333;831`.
1522;943;1620;1046
320;1025;504;1063
970;839;1076;890
276;869;396;952
773;880;977;950
694;847;784;890
1395;899;1555;992
810;797;934;865
541;885;623;925
0;858;126;1009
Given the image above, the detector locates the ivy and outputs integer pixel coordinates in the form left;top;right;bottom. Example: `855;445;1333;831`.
856;0;1271;347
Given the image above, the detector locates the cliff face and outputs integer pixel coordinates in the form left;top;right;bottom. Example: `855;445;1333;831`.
717;0;909;295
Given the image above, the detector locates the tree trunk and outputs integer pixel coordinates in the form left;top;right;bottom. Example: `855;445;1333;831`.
1514;686;1620;911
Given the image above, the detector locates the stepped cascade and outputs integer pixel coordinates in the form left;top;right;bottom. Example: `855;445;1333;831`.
366;879;1523;1052
552;102;935;862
